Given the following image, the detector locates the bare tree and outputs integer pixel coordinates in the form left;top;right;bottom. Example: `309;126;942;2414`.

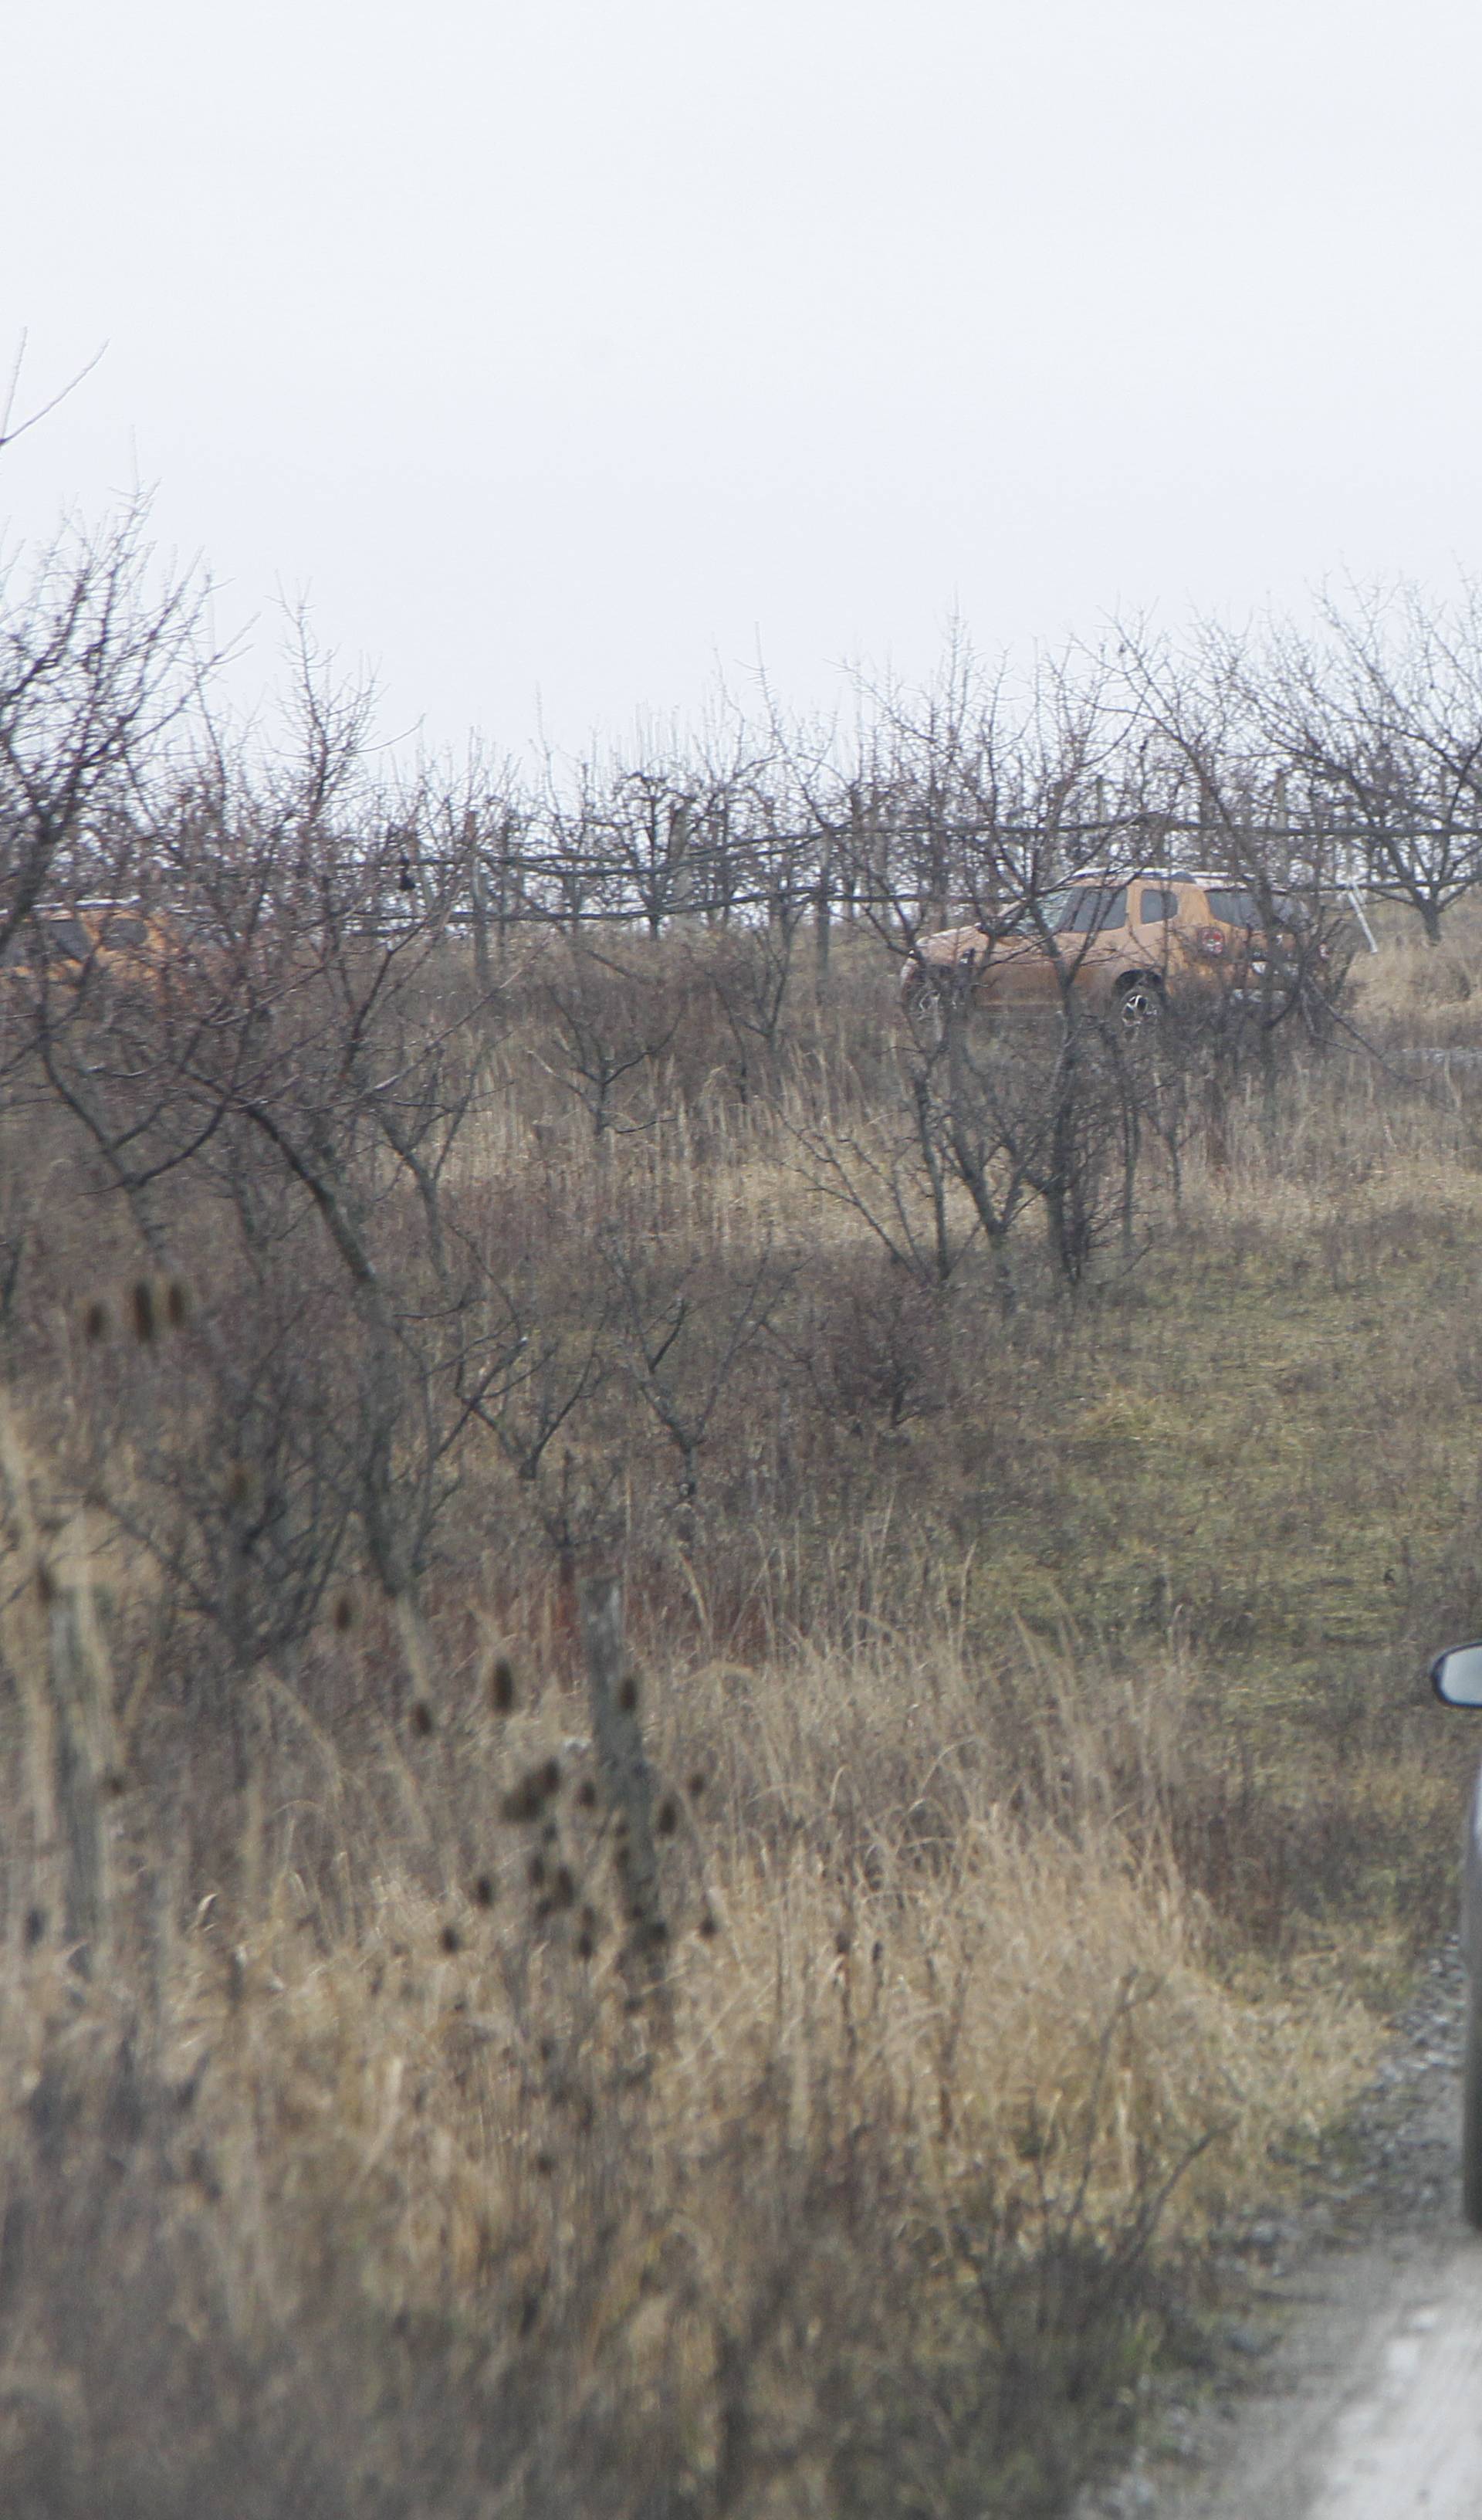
31;640;540;1705
597;1230;790;1539
534;947;680;1151
1256;586;1482;942
0;334;107;458
0;503;208;962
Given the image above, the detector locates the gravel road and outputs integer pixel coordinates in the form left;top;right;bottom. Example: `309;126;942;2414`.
1077;1944;1482;2520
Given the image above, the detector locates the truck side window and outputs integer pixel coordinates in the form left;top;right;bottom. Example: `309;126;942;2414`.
1066;886;1128;934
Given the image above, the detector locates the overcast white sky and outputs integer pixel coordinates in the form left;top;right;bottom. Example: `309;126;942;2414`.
5;0;1480;759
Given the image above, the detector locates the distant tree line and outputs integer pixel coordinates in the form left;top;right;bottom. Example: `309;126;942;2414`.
6;513;1482;953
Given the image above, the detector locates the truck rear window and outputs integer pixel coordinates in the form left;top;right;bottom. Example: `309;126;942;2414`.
1203;889;1261;928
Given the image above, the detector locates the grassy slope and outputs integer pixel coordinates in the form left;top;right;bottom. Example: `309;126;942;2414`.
0;926;1480;2516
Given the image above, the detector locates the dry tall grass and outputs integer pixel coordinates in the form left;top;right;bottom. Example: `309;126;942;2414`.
0;910;1477;2515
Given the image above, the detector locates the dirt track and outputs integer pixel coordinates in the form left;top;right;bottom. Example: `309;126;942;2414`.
1080;1946;1482;2520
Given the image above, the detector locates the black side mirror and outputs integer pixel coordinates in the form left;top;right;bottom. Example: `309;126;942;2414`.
1430;1641;1482;1708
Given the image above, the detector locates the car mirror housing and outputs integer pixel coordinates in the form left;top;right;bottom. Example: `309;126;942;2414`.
1430;1641;1482;1708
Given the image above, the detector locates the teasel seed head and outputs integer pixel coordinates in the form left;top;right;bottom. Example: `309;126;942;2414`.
130;1279;157;1344
502;1759;560;1824
82;1298;111;1345
489;1655;517;1715
409;1699;435;1738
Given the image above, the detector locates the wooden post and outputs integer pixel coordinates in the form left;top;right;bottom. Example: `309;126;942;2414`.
496;811;514;963
578;1577;669;2015
668;801;702;935
48;1583;112;1973
467;811;492;1001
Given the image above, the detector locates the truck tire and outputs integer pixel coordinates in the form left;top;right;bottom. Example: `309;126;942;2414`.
1115;974;1165;1028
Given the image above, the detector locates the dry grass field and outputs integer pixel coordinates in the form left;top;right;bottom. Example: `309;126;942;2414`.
0;908;1479;2518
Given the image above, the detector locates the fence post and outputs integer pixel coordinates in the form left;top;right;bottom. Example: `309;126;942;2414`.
668;801;702;936
492;811;510;960
578;1577;670;2017
47;1577;113;1975
467;812;493;1001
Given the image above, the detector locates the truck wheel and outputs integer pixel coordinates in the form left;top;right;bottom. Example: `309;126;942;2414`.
904;970;955;1036
1115;975;1164;1028
1463;1971;1482;2230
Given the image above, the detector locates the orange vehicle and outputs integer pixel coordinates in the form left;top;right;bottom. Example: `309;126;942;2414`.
3;901;184;992
901;869;1321;1028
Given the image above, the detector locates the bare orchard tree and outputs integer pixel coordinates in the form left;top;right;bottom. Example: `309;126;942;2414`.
73;1238;360;1770
813;635;1155;974
595;1228;791;1541
533;943;682;1152
1256;586;1482;942
702;916;804;1102
925;976;1154;1297
788;983;1150;1308
1114;618;1356;1137
783;1005;1039;1304
0;503;208;960
33;659;534;1696
401;744;531;989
